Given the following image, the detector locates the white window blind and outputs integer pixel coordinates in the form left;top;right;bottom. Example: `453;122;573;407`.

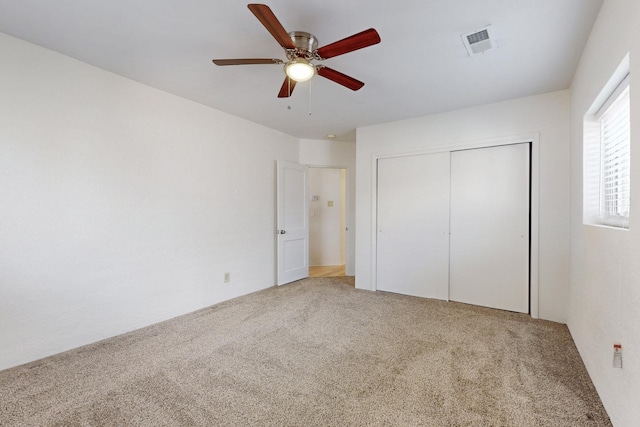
597;76;630;227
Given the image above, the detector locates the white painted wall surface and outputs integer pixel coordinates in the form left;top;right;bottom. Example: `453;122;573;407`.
568;1;640;425
0;33;299;371
356;90;571;323
308;168;344;266
299;139;355;275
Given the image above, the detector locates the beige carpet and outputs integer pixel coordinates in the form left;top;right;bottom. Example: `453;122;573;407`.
0;277;610;426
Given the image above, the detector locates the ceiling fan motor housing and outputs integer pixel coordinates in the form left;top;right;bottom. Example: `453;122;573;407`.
287;31;318;60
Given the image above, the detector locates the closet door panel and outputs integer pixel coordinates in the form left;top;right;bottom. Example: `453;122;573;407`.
376;152;450;299
449;143;530;313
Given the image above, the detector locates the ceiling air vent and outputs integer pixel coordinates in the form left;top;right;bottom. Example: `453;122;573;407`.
461;26;496;56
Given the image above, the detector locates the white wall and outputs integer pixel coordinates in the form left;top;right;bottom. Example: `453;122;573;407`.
308;168;345;266
356;90;571;323
568;1;640;425
299;139;355;275
0;33;299;371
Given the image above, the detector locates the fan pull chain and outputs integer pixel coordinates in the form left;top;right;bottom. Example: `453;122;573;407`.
308;79;312;116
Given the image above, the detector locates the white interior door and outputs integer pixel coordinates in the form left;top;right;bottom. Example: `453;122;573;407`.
449;143;530;313
376;152;450;299
277;160;309;285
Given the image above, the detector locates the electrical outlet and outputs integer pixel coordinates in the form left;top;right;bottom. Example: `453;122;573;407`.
613;344;622;368
224;272;230;283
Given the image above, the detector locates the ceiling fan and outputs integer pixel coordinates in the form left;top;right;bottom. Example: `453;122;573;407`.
212;4;381;98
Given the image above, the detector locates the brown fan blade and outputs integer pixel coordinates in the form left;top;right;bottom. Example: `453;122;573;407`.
317;67;364;91
248;4;295;50
212;58;284;66
277;77;297;98
316;28;381;59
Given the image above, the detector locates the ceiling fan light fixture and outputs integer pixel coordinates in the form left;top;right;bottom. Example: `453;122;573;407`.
285;59;315;82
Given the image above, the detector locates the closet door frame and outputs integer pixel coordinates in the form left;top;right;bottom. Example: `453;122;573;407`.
369;133;540;318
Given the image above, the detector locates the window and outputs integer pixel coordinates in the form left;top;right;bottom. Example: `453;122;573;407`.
598;77;630;226
584;55;631;229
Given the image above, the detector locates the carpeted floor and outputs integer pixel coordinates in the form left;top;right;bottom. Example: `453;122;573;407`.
0;277;611;426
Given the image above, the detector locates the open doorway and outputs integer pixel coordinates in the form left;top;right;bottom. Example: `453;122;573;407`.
308;167;346;277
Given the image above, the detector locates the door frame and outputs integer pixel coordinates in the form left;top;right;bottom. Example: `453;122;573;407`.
369;133;540;318
307;166;348;270
305;163;353;276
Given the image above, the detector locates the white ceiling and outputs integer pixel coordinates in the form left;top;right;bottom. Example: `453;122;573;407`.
0;0;602;141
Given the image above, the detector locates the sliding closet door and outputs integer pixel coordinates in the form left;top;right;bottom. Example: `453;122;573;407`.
376;152;450;299
449;143;530;313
